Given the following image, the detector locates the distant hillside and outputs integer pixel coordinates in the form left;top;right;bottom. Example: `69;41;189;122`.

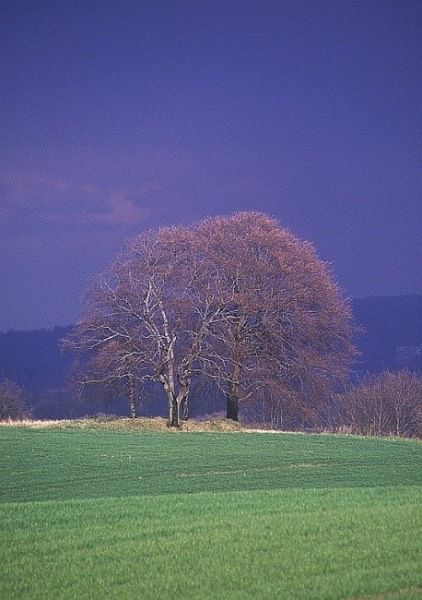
0;295;421;418
0;326;75;419
352;294;422;374
0;326;72;390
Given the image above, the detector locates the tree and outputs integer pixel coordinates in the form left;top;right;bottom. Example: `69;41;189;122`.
0;378;29;420
64;226;225;426
64;338;141;418
196;212;355;422
65;212;355;427
332;370;422;437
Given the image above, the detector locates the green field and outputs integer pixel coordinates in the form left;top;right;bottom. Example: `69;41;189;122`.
0;426;421;599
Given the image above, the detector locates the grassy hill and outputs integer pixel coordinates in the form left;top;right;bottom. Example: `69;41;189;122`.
0;424;421;599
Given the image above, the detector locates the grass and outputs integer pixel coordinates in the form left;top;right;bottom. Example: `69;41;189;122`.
0;416;246;432
0;423;421;599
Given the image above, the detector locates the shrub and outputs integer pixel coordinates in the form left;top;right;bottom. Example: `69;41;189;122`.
0;378;30;420
332;370;422;437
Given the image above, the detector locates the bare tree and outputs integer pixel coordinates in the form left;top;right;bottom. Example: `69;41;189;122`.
332;370;422;437
64;338;141;418
64;226;225;426
0;378;30;420
196;212;355;422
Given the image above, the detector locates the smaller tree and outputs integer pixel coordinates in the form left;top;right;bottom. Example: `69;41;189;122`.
0;378;30;420
63;329;142;419
332;370;422;437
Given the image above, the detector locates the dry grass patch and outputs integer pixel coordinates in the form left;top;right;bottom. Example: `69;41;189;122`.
0;416;247;433
0;419;73;428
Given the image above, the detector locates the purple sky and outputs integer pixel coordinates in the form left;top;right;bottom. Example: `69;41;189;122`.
1;1;421;331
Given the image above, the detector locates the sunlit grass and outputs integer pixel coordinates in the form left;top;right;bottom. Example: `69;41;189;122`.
0;416;245;432
0;427;421;599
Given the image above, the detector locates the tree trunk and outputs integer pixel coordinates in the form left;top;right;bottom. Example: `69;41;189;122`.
128;372;137;419
160;369;180;427
395;410;402;437
226;392;239;421
179;378;190;421
227;361;240;421
170;396;180;427
181;396;189;421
